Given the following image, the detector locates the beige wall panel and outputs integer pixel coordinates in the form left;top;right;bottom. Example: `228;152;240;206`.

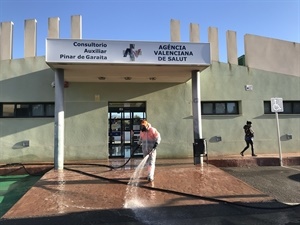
245;34;300;77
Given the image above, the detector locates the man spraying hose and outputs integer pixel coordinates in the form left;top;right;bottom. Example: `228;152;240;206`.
138;119;161;182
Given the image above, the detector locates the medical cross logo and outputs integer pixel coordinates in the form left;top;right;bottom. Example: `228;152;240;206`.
123;44;142;61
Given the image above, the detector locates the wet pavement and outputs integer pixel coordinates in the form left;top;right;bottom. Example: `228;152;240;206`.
0;157;300;225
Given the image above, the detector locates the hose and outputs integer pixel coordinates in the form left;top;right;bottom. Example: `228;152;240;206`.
105;144;143;169
0;145;143;176
0;163;54;176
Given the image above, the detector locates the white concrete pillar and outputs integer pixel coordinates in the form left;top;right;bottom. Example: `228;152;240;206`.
24;19;37;58
48;17;60;38
189;23;200;43
0;21;13;60
191;70;202;140
170;19;180;42
190;24;203;165
54;69;65;170
71;15;82;39
208;27;219;62
192;70;203;165
226;30;238;64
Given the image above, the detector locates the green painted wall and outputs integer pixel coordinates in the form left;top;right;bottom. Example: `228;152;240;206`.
200;62;300;156
0;58;299;163
0;57;55;163
63;81;194;160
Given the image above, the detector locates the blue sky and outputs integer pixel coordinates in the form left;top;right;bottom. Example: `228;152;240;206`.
0;0;299;62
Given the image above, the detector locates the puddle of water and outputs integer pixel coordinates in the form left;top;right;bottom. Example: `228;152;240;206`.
57;171;67;214
123;156;180;225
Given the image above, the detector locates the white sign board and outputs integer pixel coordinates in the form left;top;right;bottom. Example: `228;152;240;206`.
46;39;211;66
271;98;284;113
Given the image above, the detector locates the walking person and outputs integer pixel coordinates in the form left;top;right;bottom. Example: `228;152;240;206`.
240;121;257;157
139;119;161;182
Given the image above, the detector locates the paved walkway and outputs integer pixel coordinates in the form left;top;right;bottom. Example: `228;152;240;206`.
1;156;299;224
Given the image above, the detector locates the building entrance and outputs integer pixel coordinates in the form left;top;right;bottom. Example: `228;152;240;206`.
108;102;146;158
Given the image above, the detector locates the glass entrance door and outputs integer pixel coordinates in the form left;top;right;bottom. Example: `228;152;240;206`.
108;102;146;158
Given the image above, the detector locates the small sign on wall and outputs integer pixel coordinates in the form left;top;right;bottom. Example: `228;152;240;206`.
271;97;284;113
245;85;253;91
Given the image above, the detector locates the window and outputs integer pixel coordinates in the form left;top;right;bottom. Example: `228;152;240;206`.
2;104;14;117
32;104;44;116
0;103;55;118
264;101;300;114
45;104;55;116
202;101;239;115
15;104;30;117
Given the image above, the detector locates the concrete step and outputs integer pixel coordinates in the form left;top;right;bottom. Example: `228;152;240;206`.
206;153;300;167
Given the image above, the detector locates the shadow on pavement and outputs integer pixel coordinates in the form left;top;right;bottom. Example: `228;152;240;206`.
0;175;41;218
288;173;300;182
1;202;299;225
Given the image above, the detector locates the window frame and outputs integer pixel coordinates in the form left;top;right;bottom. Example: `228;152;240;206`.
264;101;300;114
201;101;239;115
0;102;55;118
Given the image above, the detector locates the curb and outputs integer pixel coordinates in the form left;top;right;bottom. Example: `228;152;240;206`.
208;156;300;167
1;156;299;176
